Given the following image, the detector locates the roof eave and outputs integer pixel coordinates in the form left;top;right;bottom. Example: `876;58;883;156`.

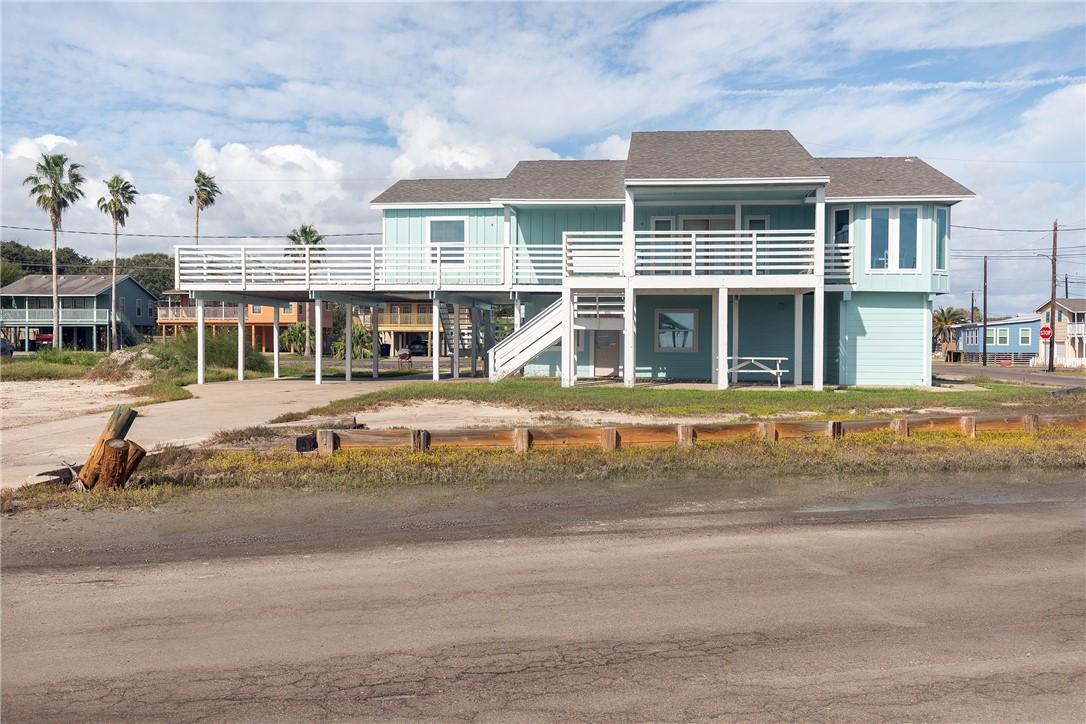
491;198;624;206
625;176;830;187
826;194;976;204
371;201;505;210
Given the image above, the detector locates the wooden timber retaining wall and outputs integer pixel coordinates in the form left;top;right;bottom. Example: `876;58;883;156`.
314;414;1086;455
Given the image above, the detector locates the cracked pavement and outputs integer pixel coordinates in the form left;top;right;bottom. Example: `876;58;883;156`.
3;475;1084;722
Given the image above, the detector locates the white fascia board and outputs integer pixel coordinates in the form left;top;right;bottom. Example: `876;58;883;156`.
625;177;830;187
371;202;504;210
826;195;975;204
490;198;623;205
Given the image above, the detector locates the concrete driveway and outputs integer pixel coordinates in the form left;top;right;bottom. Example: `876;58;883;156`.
0;375;423;488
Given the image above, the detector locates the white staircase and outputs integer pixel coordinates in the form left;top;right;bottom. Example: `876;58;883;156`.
488;299;564;381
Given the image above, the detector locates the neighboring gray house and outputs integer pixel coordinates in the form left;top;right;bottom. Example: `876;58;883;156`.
0;274;158;351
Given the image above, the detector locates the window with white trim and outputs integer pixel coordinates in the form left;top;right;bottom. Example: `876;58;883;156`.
997;328;1009;345
252;304;262;314
985;328;994;346
1019;327;1031;346
136;299;142;318
428;217;467;266
868;206;920;272
745;216;769;231
654;309;698;353
935;207;949;271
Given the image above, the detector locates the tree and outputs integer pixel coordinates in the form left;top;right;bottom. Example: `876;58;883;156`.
23;154;86;345
97;175;139;352
188;170;220;246
86;252;174;299
287;224;324;357
932;306;967;348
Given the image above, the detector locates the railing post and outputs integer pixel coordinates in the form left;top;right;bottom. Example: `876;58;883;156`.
174;247;181;288
690;233;697;276
305;248;312;288
240;247;247;290
751;232;758;275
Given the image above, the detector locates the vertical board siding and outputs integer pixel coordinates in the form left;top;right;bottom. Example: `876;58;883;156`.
515;206;622;245
731;295;814;383
824;292;842;384
382;207;503;284
839;292;928;385
634;294;714;380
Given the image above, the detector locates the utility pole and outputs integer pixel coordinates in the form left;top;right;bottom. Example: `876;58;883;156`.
982;256;988;367
1048;220;1058;372
969;291;975;322
1065;274;1070;299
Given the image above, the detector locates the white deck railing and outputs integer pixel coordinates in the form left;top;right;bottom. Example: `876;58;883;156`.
563;229;831;278
176;232;854;291
0;309;112;324
1067;323;1085;338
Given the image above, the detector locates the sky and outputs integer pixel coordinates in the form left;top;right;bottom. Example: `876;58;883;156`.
2;0;1084;314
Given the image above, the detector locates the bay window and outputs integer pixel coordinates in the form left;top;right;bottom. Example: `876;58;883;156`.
868;206;921;272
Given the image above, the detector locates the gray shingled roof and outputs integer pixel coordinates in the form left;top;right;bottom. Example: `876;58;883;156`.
818;157;974;199
371;178;505;205
1034;298;1086;314
0;274;121;296
498;160;626;200
625;130;827;181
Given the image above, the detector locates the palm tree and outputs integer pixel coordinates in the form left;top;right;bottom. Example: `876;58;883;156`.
188;170;220;246
23;154;86;346
97;176;139;352
287;224;325;357
932;306;967;348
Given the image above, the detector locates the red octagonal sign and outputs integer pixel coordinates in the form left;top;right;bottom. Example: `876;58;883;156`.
1040;325;1053;340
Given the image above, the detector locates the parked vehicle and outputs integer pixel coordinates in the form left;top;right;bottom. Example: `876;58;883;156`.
408;338;428;357
0;338;12;357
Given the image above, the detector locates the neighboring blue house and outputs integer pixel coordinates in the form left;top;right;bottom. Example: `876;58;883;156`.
950;314;1040;364
174;129;974;388
0;274;158;351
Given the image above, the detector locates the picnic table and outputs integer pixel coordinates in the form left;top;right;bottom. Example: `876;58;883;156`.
727;356;789;387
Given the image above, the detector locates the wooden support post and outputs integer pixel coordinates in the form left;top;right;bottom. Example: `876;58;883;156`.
513;427;530;454
93;439;129;490
80;405;138;488
677;424;694;445
760;422;775;441
412;429;431;452
122;441;147;485
960;416;976;438
1023;414;1038;433
316;429;336;455
891;418;909;438
600;427;618;451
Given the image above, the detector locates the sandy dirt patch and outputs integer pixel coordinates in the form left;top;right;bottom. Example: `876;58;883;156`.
0;380;141;430
325;400;749;431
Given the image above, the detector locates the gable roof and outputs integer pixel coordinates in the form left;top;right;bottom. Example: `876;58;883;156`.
0;274;158;299
624;130;828;181
1033;298;1086;314
371;178;504;205
950;313;1041;328
818;157;974;199
496;160;626;201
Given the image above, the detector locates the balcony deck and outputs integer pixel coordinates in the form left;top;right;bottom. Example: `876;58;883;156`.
175;231;852;294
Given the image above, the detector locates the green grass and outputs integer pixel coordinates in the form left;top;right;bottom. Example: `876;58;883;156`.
270;377;1082;424
6;427;1083;513
0;348;106;381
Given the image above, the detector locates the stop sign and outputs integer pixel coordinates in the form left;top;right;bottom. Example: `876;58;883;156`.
1040;326;1053;340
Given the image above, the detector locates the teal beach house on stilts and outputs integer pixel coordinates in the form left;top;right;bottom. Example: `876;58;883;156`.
174;130;973;388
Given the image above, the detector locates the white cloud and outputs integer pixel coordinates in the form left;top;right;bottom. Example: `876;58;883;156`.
583;135;630;160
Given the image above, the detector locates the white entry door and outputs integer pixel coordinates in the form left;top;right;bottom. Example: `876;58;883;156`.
594;330;621;377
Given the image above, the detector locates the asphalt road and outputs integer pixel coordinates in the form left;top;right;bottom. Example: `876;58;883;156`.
934;362;1086;388
3;475;1084;722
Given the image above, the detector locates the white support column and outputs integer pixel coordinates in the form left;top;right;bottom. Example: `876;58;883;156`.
561;288;575;388
371;305;380;380
813;186;826;392
272;305;280;379
503;205;512;286
710;289;719;386
623;188;636;277
432;297;441;382
813;291;825;391
923;296;934;386
483;309;494;378
717;289;729;390
623;286;636;388
513;295;523;330
196;303;206;385
731;297;740;385
345;304;354;381
794;292;804;387
452;303;461;379
237;303;246;381
314;301;323;385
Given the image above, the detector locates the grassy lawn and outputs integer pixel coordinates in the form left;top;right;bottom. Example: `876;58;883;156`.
273;377;1083;423
0;349;106;381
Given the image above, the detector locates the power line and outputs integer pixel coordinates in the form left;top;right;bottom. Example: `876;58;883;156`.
1;225;380;239
952;224;1086;232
